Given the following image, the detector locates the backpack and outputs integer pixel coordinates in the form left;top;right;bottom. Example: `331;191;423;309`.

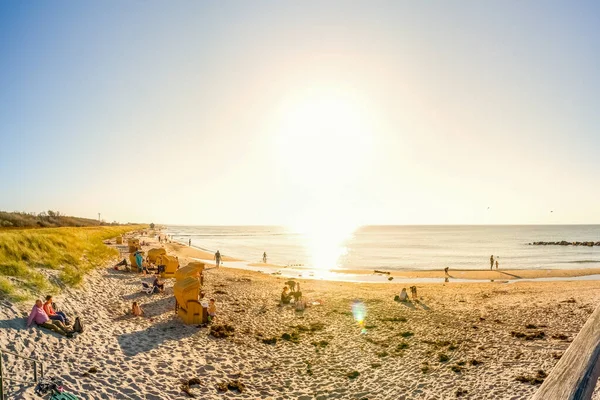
73;317;84;333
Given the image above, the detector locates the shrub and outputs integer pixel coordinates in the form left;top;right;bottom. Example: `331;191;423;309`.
281;332;300;343
381;317;406;322
396;342;409;351
210;324;235;338
346;371;360;379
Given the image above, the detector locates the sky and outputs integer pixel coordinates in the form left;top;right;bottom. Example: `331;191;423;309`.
1;1;599;226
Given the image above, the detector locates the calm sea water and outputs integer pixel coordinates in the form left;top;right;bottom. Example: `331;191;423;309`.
165;225;600;271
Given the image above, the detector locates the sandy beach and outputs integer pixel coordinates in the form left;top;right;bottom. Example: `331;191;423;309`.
2;234;600;399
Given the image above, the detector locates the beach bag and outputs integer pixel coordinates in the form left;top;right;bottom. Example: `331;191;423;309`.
73;317;84;333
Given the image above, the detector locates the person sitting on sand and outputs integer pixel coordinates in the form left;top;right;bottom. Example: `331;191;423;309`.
132;302;143;316
43;295;70;325
281;286;292;304
398;288;409;302
410;286;418;300
207;299;217;322
27;300;71;337
153;276;165;293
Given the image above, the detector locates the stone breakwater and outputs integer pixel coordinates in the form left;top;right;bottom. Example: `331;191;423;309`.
530;241;600;246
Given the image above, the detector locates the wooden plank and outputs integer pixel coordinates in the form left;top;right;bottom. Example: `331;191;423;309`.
532;304;600;400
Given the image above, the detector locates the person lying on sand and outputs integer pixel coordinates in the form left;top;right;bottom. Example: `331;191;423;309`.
43;295;70;325
27;300;72;337
132;302;144;316
281;287;292;304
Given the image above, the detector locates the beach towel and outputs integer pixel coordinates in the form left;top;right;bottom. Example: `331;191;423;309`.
50;393;79;400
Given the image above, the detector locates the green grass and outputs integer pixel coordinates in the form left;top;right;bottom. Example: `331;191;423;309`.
0;225;145;301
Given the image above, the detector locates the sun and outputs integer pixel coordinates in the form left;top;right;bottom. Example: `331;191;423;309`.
274;87;374;191
274;86;373;270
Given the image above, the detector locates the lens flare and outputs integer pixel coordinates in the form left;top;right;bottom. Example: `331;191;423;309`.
351;300;367;334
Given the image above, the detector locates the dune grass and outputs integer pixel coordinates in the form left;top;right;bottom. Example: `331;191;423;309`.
0;225;145;301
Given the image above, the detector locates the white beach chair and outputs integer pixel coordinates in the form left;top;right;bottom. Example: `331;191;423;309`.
141;282;154;295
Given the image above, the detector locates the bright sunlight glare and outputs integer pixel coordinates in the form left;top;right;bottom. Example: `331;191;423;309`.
289;216;357;271
274;87;375;191
276;87;373;270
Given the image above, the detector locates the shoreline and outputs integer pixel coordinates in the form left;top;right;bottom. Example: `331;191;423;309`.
164;237;600;283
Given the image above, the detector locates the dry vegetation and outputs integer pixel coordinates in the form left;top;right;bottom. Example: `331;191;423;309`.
0;225;145;301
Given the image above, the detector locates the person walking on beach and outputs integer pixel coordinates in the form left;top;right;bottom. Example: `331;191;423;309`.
263;252;267;264
490;255;494;270
496;259;499;270
215;250;222;268
189;238;191;246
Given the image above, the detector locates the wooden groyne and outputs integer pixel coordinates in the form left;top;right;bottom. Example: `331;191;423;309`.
531;304;600;399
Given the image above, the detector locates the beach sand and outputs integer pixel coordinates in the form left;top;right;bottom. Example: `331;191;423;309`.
2;234;600;399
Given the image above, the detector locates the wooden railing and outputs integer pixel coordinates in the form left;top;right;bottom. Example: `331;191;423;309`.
0;349;44;400
532;304;600;400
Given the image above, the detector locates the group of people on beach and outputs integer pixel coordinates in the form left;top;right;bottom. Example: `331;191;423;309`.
213;250;267;267
281;280;307;308
26;295;79;338
490;255;499;270
158;234;170;244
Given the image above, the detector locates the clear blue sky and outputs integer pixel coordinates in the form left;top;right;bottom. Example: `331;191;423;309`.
1;1;599;225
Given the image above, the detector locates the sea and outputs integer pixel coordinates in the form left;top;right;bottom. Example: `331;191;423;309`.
165;225;600;271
